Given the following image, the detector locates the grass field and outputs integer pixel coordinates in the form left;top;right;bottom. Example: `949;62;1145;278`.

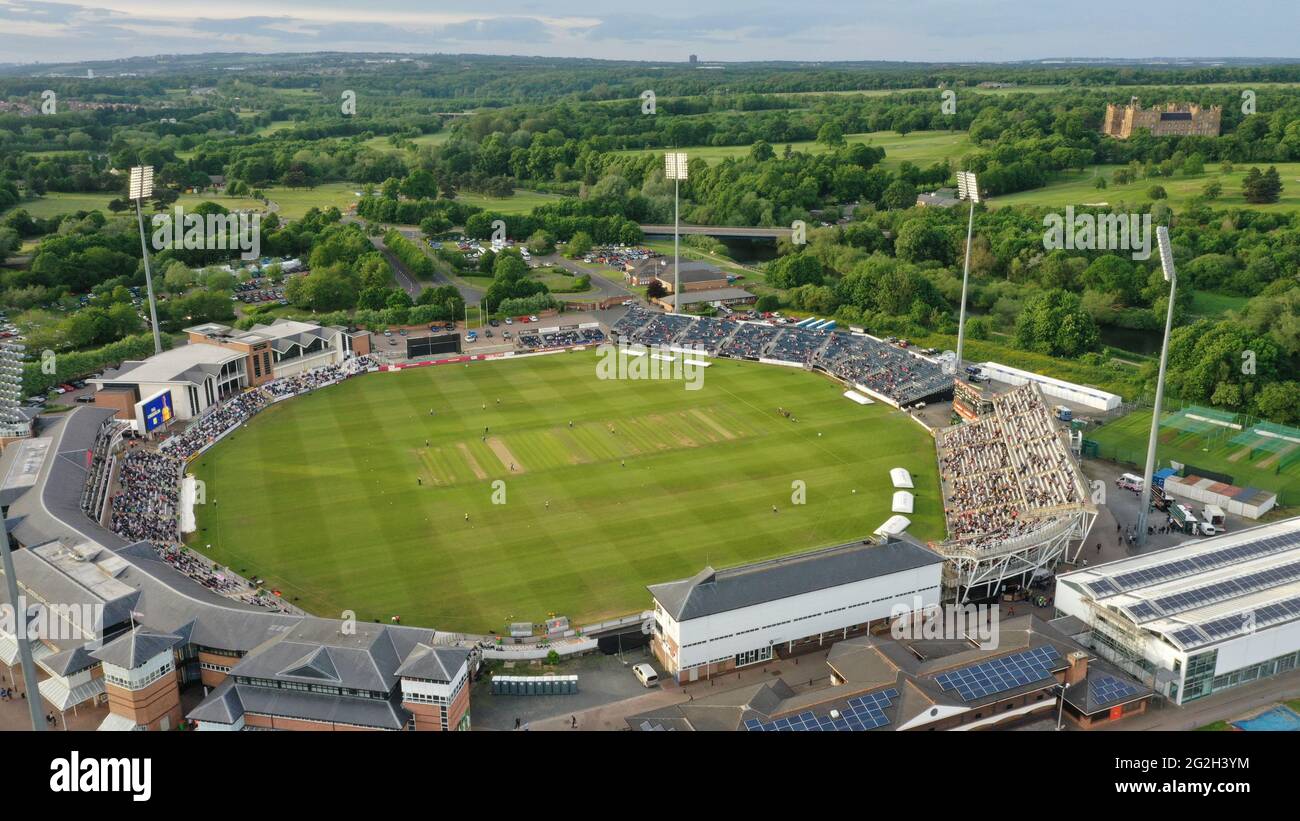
990;163;1300;212
359;132;452;153
455;188;566;214
615;130;971;172
1088;409;1300;505
189;351;944;631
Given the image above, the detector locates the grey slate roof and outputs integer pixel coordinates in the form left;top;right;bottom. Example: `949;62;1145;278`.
91;625;185;669
395;643;471;682
187;679;244;724
227;618;438;692
648;537;943;622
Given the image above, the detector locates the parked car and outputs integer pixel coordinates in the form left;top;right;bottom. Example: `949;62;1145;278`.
504;317;513;325
632;664;659;688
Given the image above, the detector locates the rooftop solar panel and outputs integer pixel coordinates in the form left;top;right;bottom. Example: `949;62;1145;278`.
745;687;899;731
1105;530;1300;594
933;646;1061;702
1089;673;1142;705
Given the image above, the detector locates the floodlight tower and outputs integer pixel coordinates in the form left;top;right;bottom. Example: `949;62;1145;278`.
0;341;44;732
129;165;163;355
664;152;689;313
954;171;980;372
1136;226;1178;547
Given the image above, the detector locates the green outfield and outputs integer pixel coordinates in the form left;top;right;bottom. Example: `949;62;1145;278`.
188;351;944;631
1088;409;1300;504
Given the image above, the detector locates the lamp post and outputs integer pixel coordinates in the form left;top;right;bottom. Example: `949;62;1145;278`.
664;152;689;313
129;166;162;356
954;171;980;372
0;467;45;731
1137;226;1178;547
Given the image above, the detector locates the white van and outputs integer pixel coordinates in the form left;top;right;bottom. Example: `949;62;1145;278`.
632;663;659;688
1116;473;1144;492
1203;504;1226;527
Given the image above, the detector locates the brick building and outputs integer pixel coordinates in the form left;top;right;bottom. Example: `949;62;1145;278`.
1102;97;1222;139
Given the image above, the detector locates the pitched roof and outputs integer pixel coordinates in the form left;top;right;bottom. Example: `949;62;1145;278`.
648;537;943;622
91;625;185;669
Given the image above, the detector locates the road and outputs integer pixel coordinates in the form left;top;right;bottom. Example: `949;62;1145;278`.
537;253;637;303
369;231;484;304
639;223;792;239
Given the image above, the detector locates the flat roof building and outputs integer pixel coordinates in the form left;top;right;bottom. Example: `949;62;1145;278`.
648;537;945;683
1055;517;1300;705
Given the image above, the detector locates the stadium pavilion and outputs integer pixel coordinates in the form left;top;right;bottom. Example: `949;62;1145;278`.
1055;517;1300;705
648;537;945;683
88;319;370;422
0;406;470;731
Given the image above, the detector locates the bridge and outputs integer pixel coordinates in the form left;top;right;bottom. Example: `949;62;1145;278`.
638;224;792;239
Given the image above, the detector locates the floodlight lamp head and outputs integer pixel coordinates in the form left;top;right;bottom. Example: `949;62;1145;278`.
128;165;154;200
957;171;980;203
665;152;689;181
1156;226;1176;283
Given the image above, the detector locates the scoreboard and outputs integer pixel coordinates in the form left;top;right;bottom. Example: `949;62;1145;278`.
407;333;461;359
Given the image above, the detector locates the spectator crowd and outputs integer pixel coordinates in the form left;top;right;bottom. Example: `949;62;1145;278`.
936;384;1087;550
90;356;378;612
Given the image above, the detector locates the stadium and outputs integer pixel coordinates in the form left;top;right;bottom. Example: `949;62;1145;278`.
0;309;1105;730
59;310;1093;636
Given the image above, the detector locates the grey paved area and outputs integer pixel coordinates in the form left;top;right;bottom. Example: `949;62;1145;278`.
471;647;663;730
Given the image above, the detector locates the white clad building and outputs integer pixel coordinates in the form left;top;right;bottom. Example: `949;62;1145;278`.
977;361;1121;411
1055;517;1300;705
648;538;944;682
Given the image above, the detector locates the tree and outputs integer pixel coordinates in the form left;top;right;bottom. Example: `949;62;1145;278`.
564;231;593;259
1013;290;1100;357
755;294;780;312
768;253;824;289
526;229;556;255
894;220;953;265
1243;166;1283;204
1147;185;1167;200
816;122;845;148
881;179;917;210
645;279;668;299
1201;180;1223;201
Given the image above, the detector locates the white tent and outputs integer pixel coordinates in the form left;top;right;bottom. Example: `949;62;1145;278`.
890;468;913;489
874;515;911;537
891;491;914;514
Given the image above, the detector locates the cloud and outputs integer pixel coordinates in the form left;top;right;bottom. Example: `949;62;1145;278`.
0;0;1295;64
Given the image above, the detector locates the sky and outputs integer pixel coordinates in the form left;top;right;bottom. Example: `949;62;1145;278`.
0;0;1297;65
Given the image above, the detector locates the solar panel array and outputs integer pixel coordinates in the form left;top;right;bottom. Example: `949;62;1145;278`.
1139;558;1300;621
933;646;1061;702
1103;531;1300;595
1084;578;1119;598
1088;673;1142;706
744;688;899;732
1166;593;1300;649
